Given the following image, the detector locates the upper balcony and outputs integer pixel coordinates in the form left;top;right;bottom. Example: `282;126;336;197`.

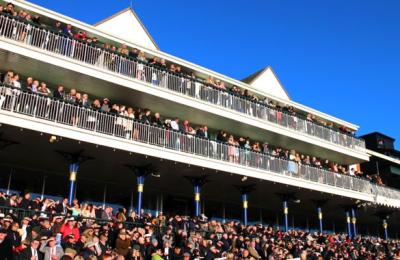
0;2;369;163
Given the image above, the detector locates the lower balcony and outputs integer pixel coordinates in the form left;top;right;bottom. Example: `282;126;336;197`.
0;85;398;207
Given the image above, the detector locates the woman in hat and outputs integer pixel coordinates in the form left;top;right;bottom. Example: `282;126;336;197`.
115;230;132;257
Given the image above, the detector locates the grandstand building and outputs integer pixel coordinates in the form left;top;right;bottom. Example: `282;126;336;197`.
0;0;399;238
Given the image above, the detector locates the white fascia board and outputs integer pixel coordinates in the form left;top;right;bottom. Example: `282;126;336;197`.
9;0;359;130
0;110;375;204
0;38;369;161
367;149;400;165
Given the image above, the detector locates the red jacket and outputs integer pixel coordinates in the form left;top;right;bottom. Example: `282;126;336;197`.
60;223;80;241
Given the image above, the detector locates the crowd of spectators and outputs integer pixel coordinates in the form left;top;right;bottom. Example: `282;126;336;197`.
0;68;380;185
0;2;357;137
0;69;378;186
0;192;399;260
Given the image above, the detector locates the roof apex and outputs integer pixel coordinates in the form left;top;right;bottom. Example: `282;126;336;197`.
94;6;159;50
242;66;290;101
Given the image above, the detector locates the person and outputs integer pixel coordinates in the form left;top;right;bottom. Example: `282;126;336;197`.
3;3;14;15
60;218;80;242
38;82;51;96
53;85;65;100
115;230;131;257
101;98;110;113
136;51;147;81
2;71;13;85
11;74;21;89
20;239;41;259
7;222;21;250
81;93;90;108
55;198;69;215
39;237;64;260
0;228;13;259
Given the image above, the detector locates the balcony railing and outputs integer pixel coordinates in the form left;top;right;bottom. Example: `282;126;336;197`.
0;14;366;152
0;85;376;197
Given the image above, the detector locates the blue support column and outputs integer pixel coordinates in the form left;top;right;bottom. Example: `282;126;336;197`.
346;211;352;238
317;206;323;233
283;200;289;232
242;193;248;226
351;208;357;237
68;163;79;205
194;185;201;217
383;219;388;240
136;175;145;215
185;176;208;217
57;150;92;206
235;185;255;226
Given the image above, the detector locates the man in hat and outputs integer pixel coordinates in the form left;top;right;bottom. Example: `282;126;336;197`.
39;218;53;238
39;236;64;260
98;232;109;254
62;234;77;252
0;228;12;259
20;217;32;241
1;215;13;241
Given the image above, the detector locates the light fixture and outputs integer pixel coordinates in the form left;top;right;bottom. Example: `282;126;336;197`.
241;176;248;182
151;172;161;178
49;135;57;143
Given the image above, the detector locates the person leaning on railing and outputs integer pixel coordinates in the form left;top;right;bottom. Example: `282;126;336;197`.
0;71;370;183
2;70;370;183
0;8;361;139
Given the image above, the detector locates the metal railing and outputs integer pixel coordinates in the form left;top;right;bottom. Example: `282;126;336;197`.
0;205;159;233
0;14;366;151
0;205;209;237
0;85;373;195
372;184;400;202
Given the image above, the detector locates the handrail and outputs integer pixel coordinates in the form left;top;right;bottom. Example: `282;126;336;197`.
0;85;374;195
0;14;366;151
0;205;211;236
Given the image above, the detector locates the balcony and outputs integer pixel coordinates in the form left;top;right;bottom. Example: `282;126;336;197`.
0;14;367;157
0;84;398;208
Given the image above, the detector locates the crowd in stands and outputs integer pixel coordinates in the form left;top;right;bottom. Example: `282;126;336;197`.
0;69;382;185
0;69;379;186
0;2;357;138
0;192;399;260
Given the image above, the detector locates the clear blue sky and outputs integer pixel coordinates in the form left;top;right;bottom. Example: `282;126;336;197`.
29;0;400;146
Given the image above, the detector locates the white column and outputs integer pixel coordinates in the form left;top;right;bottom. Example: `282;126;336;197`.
6;169;13;195
222;204;226;223
160;193;164;213
40;176;47;200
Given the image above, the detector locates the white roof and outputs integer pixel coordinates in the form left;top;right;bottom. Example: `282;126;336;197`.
242;66;290;101
94;7;159;51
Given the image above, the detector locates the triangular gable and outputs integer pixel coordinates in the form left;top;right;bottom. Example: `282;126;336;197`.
94;7;159;51
242;67;290;101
